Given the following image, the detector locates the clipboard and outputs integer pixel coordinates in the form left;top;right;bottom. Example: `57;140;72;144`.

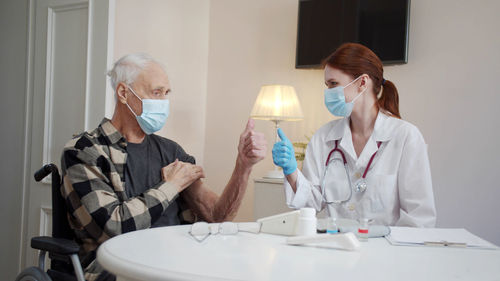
385;227;498;250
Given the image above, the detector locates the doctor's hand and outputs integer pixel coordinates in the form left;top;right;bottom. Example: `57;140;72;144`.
272;128;297;176
162;159;206;193
237;119;267;168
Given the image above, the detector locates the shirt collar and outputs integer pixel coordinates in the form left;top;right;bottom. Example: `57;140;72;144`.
371;111;394;142
325;111;394;143
324;111;394;164
325;117;348;142
98;118;127;146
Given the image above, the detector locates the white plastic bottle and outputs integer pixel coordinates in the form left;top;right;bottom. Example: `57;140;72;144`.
295;208;317;236
357;218;369;241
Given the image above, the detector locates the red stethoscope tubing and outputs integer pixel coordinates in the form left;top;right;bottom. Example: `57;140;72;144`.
325;140;381;180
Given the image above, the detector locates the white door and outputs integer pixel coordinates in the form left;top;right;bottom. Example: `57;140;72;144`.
21;0;115;269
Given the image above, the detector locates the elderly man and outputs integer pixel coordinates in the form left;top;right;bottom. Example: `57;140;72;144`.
61;53;267;281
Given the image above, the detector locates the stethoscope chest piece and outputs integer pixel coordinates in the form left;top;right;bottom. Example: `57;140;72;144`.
354;179;367;193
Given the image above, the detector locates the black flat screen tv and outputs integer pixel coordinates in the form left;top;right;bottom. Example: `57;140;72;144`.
295;0;410;68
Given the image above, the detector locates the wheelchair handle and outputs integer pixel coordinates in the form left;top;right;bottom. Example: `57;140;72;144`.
34;164;58;182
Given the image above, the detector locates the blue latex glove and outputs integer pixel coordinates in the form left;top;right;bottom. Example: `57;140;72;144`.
272;128;297;175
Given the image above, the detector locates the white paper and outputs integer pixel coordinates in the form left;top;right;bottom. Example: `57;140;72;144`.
386;227;498;250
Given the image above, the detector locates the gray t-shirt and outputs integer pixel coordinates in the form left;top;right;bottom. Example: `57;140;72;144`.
124;134;195;227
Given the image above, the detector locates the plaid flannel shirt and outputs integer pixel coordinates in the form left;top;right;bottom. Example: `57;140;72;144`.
61;118;194;279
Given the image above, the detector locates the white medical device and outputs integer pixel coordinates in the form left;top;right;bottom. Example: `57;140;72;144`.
257;210;301;236
256;208;318;236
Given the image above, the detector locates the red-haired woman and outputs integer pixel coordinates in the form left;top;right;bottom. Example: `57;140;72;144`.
273;43;436;227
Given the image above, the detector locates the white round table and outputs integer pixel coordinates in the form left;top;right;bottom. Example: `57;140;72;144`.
97;225;500;281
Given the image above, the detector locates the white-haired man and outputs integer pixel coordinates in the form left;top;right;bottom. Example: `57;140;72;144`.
61;53;267;281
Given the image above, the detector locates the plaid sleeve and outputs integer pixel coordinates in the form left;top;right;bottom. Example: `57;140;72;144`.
61;145;179;241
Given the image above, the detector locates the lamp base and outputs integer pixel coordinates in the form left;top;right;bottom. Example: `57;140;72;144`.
263;170;284;179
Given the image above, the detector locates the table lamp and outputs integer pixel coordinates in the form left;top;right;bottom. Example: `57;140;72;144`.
250;85;304;178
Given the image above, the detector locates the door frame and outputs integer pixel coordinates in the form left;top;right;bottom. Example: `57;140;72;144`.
18;0;115;270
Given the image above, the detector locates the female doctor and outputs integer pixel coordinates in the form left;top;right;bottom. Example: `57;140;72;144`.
273;43;436;227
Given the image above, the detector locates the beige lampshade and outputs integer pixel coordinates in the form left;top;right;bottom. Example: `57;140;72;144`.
250;85;304;121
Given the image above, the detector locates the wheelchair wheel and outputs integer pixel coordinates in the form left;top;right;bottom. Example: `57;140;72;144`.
15;266;52;281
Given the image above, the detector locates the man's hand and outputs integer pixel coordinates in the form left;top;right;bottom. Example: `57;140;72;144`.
237;119;267;168
161;160;205;192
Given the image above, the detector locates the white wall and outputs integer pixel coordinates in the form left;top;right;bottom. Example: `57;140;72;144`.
392;0;500;244
203;0;500;245
0;0;29;279
113;0;209;165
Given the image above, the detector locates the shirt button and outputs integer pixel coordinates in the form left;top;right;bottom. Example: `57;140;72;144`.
348;203;356;211
354;172;361;179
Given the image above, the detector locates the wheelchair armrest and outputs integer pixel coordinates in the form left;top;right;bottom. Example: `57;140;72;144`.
31;236;80;255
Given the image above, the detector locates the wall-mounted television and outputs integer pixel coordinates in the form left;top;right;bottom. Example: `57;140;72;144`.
295;0;410;68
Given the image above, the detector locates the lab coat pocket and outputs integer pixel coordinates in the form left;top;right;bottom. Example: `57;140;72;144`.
366;174;397;213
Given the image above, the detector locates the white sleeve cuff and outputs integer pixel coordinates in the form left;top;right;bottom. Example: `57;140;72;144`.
284;170;312;209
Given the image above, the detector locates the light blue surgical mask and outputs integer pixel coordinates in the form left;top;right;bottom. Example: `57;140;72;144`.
126;86;170;135
324;76;366;117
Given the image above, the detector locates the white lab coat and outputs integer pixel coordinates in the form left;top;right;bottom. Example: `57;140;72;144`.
285;112;436;227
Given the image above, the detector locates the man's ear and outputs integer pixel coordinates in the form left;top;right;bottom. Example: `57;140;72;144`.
116;83;128;104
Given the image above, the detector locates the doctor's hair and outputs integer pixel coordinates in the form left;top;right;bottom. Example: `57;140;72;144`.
322;43;401;119
107;53;166;91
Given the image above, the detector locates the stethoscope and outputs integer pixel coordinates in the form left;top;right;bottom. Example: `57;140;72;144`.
321;139;381;204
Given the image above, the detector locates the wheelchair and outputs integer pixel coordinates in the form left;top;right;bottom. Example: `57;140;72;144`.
15;164;86;281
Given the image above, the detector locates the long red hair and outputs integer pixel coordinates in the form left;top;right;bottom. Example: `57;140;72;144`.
322;43;401;119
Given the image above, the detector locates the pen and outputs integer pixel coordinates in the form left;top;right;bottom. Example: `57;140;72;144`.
423;241;467;247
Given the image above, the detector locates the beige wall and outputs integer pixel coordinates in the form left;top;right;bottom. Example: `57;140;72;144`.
113;0;209;165
114;0;500;245
384;0;500;244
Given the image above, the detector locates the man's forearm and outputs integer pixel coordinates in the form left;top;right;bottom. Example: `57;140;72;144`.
211;156;252;222
186;119;266;222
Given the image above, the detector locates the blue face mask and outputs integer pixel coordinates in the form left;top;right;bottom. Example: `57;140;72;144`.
126;86;170;135
324;76;366;117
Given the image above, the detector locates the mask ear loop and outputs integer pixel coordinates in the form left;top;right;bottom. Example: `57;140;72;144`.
351;87;367;103
343;75;363;89
347;76;367;103
125;85;142;117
